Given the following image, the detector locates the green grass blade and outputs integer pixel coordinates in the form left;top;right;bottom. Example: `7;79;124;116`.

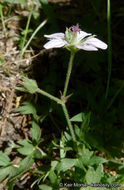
21;19;47;57
105;0;112;99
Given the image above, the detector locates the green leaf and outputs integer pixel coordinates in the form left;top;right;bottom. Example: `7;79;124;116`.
15;102;37;116
9;156;34;182
70;112;84;122
85;165;103;184
49;170;57;184
8;166;19;181
74;125;91;148
4;0;27;5
17;139;35;155
77;145;93;166
64;131;72;141
56;158;76;172
0;152;10;166
39;184;52;190
51;161;58;170
31;121;41;143
22;77;38;94
19;155;34;171
88;156;107;166
60;135;66;159
75;158;87;171
33;147;46;159
0;166;12;182
70;112;91;125
81;112;91;131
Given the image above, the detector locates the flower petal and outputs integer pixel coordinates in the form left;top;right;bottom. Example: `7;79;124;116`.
77;30;91;42
44;33;65;39
43;39;67;49
85;37;108;49
75;44;98;51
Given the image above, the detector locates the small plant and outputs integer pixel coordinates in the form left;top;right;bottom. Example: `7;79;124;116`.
34;24;107;141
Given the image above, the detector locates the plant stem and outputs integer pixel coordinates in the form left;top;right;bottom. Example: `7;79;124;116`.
105;0;112;99
62;103;76;141
63;51;75;97
36;88;62;104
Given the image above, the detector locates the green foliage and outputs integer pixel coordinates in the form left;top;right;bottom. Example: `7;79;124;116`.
39;184;52;190
85;165;103;184
17;122;46;158
17;139;35;155
0;152;10;166
71;112;86;122
4;0;27;5
8;155;34;183
56;158;76;172
0;166;12;182
0;152;34;188
31;121;42;143
15;101;36;115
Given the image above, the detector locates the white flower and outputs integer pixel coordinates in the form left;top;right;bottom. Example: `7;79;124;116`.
43;24;107;51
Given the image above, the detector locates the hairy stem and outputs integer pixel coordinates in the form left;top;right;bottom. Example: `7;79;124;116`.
62;103;76;141
63;51;75;97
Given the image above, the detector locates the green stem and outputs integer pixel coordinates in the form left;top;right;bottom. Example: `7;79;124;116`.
36;88;62;104
62;103;76;141
0;4;7;37
105;0;112;99
20;3;34;58
63;51;75;97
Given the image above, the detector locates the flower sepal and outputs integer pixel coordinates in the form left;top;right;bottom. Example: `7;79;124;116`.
65;27;77;44
65;44;79;53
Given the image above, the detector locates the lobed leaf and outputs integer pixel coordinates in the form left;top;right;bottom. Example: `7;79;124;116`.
0;152;11;166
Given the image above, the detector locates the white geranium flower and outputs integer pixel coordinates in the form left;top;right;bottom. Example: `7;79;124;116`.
43;24;107;51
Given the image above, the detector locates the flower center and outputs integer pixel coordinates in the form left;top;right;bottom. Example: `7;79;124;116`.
69;24;81;34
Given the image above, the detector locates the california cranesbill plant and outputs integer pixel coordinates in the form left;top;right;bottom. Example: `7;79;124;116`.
20;24;107;142
42;24;107;141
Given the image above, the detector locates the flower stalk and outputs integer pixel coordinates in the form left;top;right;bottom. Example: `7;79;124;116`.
63;51;75;97
62;103;76;141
